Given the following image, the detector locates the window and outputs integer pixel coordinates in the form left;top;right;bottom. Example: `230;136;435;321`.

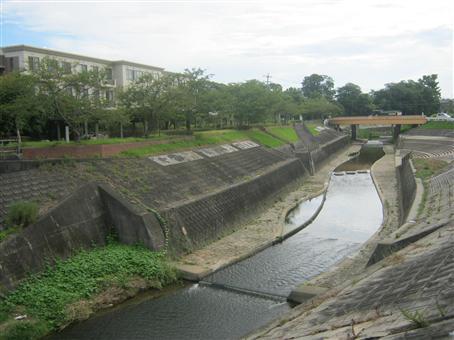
126;68;135;81
92;65;99;74
106;90;114;102
28;56;40;71
62;61;72;74
105;67;113;80
126;68;145;81
82;88;89;98
80;64;88;72
47;59;58;73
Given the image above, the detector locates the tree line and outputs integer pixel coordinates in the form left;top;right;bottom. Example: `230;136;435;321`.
0;57;443;140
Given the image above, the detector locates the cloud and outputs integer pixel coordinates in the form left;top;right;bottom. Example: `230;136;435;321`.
3;0;454;97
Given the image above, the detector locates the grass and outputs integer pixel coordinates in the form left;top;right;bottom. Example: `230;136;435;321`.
304;122;321;136
400;309;430;328
421;121;454;129
0;241;177;339
0;227;18;243
267;126;299;142
121;129;284;157
412;158;448;180
19;135;169;148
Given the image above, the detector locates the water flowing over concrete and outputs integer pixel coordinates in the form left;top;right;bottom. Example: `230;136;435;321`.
56;172;383;340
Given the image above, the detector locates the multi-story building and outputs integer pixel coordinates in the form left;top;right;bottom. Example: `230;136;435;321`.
0;45;166;103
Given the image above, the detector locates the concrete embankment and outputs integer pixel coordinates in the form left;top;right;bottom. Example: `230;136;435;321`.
249;141;454;339
0;129;350;291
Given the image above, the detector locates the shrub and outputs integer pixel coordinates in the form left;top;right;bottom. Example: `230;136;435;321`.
5;201;38;229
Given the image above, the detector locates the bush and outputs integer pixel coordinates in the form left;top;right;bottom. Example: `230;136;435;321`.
5;201;38;229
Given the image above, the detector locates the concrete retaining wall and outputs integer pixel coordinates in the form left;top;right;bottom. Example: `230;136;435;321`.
396;152;416;224
0;183;109;291
162;158;306;256
98;184;165;251
0;182;167;291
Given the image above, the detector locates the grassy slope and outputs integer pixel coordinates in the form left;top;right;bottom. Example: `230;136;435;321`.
0;242;177;339
121;129;284;157
20;135;168;148
421;121;454;129
303;122;321;136
267;126;299;142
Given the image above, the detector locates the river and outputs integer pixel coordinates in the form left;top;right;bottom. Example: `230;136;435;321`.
56;150;383;340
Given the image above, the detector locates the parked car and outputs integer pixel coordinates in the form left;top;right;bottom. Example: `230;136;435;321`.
427;112;454;121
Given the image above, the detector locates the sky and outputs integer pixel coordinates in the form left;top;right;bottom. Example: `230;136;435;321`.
1;0;453;98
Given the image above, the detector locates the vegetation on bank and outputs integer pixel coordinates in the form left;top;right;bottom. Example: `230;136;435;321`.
121;128;285;157
267;126;299;142
421;121;454;130
412;158;448;180
0;241;177;340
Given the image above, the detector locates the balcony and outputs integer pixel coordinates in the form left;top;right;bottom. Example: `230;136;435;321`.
103;79;116;87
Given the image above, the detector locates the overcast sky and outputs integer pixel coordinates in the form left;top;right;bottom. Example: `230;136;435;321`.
2;0;453;97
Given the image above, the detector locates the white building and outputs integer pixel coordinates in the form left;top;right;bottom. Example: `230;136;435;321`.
0;45;166;103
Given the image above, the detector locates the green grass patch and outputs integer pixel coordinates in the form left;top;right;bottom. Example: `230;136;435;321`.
20;135;168;148
0;227;18;243
304;122;321;136
121;129;284;157
413;158;448;180
267;126;299;142
0;242;177;338
421;121;454;130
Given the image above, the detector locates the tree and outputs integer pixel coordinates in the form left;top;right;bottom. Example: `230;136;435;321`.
336;83;374;116
120;72;176;135
301;74;335;100
31;57;110;140
174;68;212;130
300;97;343;120
0;72;43;141
229;80;271;126
373;74;441;115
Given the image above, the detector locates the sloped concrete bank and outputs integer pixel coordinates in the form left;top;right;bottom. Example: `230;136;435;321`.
0;135;351;292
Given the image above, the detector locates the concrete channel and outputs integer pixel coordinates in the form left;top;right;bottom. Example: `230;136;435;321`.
54;144;385;340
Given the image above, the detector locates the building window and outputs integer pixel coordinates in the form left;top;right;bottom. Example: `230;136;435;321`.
28;56;40;71
92;65;99;74
105;67;113;80
47;59;58;73
106;90;114;103
126;68;145;81
82;88;89;98
80;64;88;72
126;68;134;81
62;61;72;74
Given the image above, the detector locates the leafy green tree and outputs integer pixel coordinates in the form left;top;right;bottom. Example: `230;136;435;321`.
336;83;374;116
173;68;211;130
119;72;176;135
229;80;271;126
0;72;43;141
300;97;343;120
373;74;441;115
30;57;109;140
301;74;335;100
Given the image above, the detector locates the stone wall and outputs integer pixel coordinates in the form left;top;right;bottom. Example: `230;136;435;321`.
396;151;416;224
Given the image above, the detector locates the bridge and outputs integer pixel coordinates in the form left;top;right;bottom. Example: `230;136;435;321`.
328;115;427;140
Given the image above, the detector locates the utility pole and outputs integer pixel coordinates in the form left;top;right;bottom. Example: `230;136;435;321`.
264;73;272;86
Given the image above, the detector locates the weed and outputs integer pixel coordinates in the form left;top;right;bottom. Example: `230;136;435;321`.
5;202;38;229
0;242;177;335
400;308;430;328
